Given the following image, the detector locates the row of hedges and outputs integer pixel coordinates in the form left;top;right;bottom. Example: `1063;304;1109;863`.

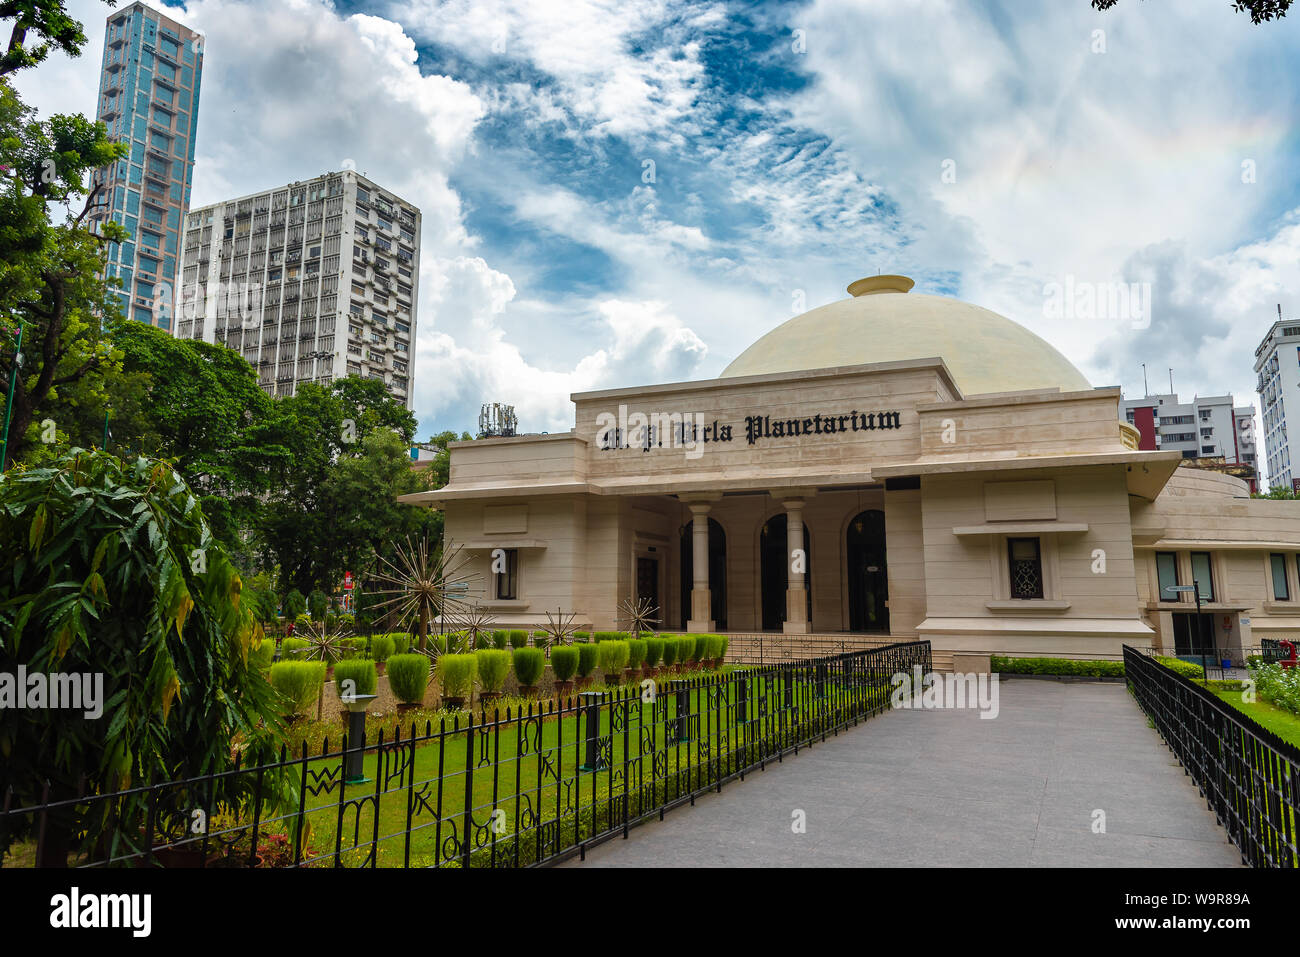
990;655;1205;679
265;635;732;718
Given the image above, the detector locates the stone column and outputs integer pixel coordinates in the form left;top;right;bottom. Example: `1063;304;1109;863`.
687;503;715;633
783;498;811;634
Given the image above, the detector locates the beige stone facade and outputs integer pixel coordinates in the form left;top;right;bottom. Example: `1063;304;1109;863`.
401;280;1300;664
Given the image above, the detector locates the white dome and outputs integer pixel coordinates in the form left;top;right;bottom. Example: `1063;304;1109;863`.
720;275;1093;396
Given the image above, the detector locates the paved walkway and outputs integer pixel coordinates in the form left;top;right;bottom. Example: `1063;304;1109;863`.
561;679;1243;867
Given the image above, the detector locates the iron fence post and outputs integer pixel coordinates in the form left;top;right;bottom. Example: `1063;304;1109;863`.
580;691;605;771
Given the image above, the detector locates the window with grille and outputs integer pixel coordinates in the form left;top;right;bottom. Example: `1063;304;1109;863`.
1007;537;1044;599
495;549;518;600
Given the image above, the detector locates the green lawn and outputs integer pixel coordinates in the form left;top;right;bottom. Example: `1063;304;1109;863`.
1208;688;1300;749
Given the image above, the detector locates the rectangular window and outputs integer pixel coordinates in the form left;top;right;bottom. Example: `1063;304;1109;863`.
1007;537;1043;600
495;549;518;600
1190;552;1215;602
1271;553;1290;601
1155;551;1179;602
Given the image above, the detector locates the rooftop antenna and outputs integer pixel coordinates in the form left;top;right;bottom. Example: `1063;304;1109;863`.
1142;363;1148;397
1169;368;1174;395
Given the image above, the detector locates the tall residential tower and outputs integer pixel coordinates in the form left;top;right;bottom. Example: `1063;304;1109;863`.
176;170;420;408
1255;307;1300;492
90;2;204;330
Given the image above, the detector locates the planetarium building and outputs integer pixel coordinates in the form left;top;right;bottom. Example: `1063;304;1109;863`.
402;275;1300;669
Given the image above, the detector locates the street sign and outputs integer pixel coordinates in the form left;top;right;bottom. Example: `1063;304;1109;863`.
1164;585;1196;593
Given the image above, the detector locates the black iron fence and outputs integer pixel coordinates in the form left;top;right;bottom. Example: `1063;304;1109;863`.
1;641;931;869
1123;645;1299;868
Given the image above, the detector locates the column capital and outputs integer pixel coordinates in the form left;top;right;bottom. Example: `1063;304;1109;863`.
677;492;723;505
770;487;818;505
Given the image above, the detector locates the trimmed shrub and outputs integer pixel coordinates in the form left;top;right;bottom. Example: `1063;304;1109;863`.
1155;655;1206;680
293;613;311;628
716;634;729;660
661;637;679;668
437;654;478;700
550;646;579;682
339;636;368;660
990;655;1125;678
643;637;664;668
338;613;355;629
508;630;529;649
280;637;310;659
704;634;725;660
491;629;509;650
270;661;327;716
513;647;545;687
333;659;377;699
369;633;396;663
249;637;276;672
387;654;428;705
598;640;630;675
626;638;646;669
390;633;411;655
573;631;590;642
593;631;622;642
688;635;708;663
676;635;697;664
475;649;512;693
576;642;599;678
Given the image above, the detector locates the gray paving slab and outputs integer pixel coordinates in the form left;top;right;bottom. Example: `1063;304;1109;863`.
558;679;1244;868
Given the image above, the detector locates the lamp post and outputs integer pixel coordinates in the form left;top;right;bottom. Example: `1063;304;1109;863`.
1166;582;1209;672
305;349;332;384
1;319;25;472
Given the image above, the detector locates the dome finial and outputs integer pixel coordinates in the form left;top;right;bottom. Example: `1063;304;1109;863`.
847;274;914;297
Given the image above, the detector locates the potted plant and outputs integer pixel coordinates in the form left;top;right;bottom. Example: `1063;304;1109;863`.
625;638;646;684
550;646;579;698
677;636;698;673
269;661;328;720
576;642;599;690
643;636;664;678
491;629;509;650
597;639;630;686
513;647;545;696
508;629;529;649
437;654;477;710
369;633;395;676
474;648;511;708
387;653;428;713
333;658;377;723
660;635;679;674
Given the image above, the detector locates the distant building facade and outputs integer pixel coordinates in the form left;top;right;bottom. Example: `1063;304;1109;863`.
90;1;204;330
1120;393;1256;473
1254;310;1300;492
175;170;420;407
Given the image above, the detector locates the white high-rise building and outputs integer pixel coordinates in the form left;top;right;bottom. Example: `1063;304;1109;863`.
175;170;419;407
1254;308;1300;492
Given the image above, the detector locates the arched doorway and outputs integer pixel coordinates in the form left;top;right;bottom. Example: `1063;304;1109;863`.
846;509;889;632
679;518;726;630
759;514;811;631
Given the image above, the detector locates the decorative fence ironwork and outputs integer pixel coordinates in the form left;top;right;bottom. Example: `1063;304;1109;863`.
1;641;931;869
1123;645;1299;868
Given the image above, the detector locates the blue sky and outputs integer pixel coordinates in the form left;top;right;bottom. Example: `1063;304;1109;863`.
18;0;1300;441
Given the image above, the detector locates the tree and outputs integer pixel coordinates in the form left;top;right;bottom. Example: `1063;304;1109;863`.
0;1;115;79
1091;0;1291;22
1254;485;1300;499
283;588;307;620
0;449;286;866
0;76;128;469
257;378;424;597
